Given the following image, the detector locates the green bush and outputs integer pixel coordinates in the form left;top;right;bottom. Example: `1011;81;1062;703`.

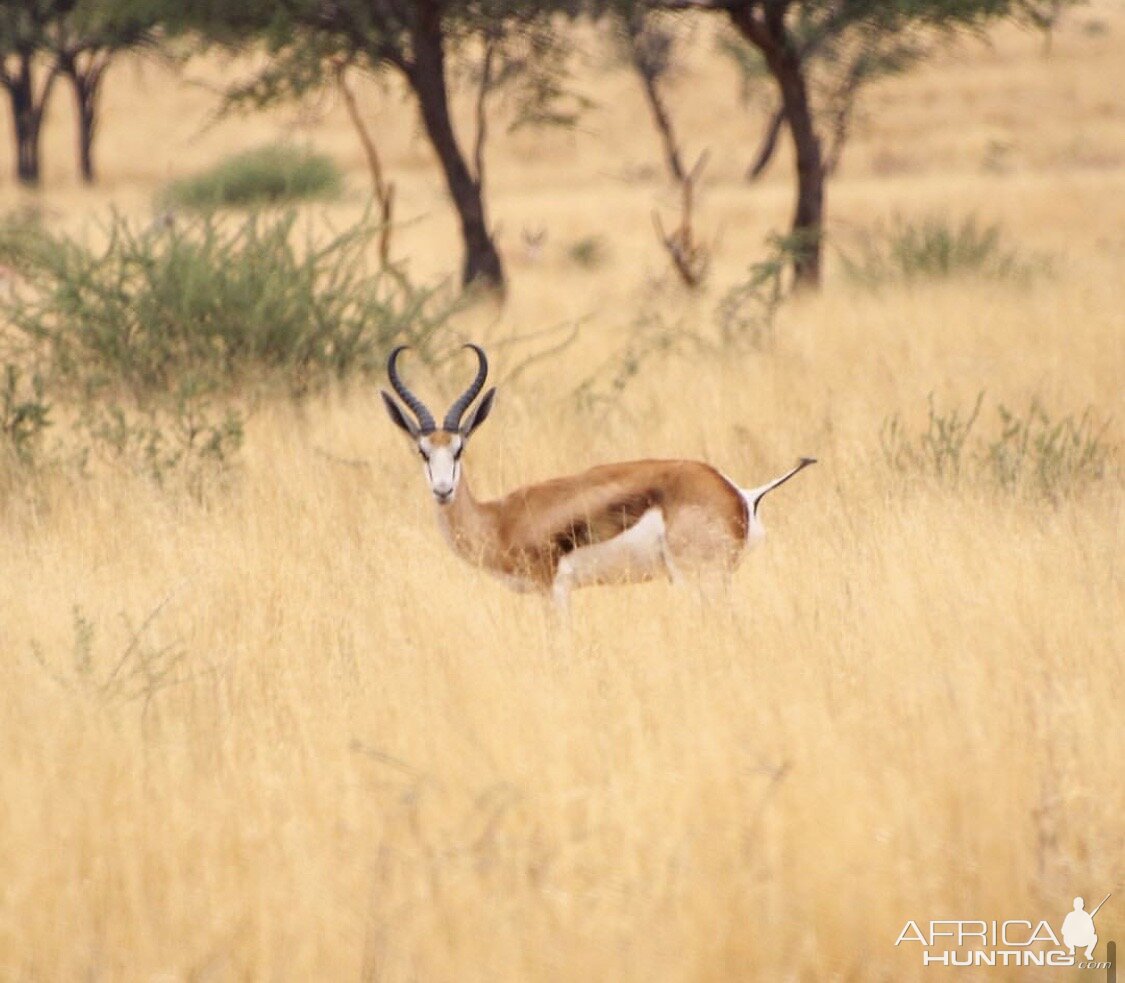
881;393;1114;500
985;401;1113;499
73;394;245;496
0;363;51;467
0;208;456;490
1;208;453;399
567;235;608;269
841;215;1047;286
160;144;343;210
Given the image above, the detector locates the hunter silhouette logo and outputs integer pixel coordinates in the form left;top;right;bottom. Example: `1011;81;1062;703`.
895;893;1114;969
1062;895;1109;961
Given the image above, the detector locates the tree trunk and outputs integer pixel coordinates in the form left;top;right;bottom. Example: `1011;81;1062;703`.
15;108;42;186
58;52;108;184
729;8;824;290
405;10;505;293
73;74;98;184
776;54;824;289
7;66;43;186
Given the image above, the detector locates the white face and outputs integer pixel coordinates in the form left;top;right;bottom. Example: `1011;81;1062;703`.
417;432;464;505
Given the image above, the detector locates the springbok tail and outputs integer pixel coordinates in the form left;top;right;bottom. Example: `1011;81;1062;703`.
742;457;816;517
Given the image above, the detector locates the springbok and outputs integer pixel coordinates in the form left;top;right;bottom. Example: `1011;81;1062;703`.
382;344;815;609
521;225;548;263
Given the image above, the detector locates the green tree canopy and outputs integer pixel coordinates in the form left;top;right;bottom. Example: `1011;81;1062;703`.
641;0;1077;288
179;0;586;293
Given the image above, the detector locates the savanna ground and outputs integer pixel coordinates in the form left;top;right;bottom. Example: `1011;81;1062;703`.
1;5;1123;981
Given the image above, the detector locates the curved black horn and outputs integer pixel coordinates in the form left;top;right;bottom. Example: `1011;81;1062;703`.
443;344;489;432
387;346;436;433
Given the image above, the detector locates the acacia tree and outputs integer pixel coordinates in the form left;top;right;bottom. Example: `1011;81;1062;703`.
716;24;907;182
191;0;580;293
52;0;160;183
0;0;160;185
651;0;1069;289
0;1;69;185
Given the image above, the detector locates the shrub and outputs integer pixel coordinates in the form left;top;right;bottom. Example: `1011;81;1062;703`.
567;236;607;269
713;232;795;350
0;363;51;467
573;311;698;415
573;234;802;415
840;215;1046;286
0;208;456;489
74;394;245;498
28;602;189;712
881;393;1114;500
1;208;454;399
160;144;343;211
985;401;1113;499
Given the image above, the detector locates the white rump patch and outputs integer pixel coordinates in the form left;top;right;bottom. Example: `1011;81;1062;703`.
717;470;760;544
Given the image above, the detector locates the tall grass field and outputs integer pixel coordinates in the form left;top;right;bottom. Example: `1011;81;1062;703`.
1;5;1123;980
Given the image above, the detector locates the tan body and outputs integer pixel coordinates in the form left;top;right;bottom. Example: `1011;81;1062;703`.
436;456;753;595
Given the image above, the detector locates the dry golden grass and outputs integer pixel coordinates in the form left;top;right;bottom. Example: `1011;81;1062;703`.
1;5;1123;980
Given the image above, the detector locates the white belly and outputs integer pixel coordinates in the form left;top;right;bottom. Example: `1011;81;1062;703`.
557;507;667;588
488;568;540;593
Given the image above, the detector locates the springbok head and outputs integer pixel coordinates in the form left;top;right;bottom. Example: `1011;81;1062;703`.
381;344;496;505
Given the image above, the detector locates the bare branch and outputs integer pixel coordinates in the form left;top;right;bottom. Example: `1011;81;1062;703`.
498;319;585;388
652;150;711;288
624;12;686;183
747;102;785;180
686;148;709;184
472;35;498;192
334;60;395;265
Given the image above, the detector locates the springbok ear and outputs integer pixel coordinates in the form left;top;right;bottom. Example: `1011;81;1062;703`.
460;387;496;438
381;390;419;437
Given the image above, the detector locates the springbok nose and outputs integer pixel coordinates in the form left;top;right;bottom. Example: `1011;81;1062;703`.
433;485;454;503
